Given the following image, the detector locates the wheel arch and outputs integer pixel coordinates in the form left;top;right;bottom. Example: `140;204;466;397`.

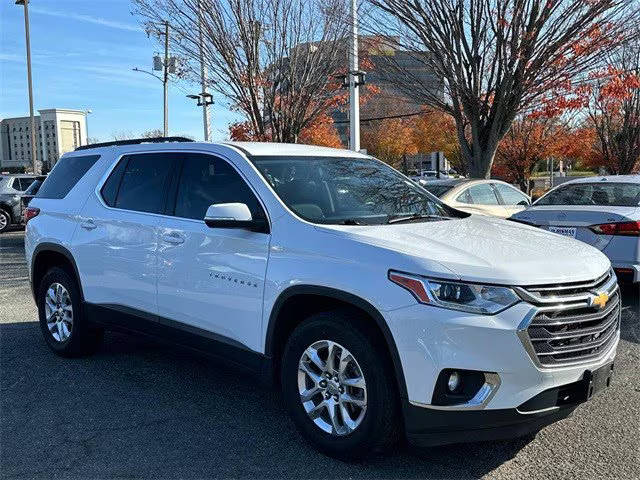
265;285;408;399
31;243;84;302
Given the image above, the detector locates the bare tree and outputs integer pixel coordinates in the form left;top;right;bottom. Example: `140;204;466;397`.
363;0;636;178
587;38;640;174
133;0;349;142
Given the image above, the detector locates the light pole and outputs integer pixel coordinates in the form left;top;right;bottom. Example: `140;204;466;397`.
349;0;360;152
138;21;174;136
16;0;39;174
84;109;92;145
187;93;214;140
162;21;169;137
197;0;211;141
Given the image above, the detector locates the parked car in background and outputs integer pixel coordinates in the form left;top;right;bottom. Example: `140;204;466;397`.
20;177;46;222
511;175;640;284
0;174;46;233
421;179;531;218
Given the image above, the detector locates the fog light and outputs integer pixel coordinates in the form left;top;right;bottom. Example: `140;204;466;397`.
447;371;461;392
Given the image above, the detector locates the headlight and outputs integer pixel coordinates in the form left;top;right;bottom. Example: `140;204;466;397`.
389;271;520;314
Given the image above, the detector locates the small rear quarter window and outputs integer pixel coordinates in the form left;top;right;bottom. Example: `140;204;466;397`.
36;155;100;199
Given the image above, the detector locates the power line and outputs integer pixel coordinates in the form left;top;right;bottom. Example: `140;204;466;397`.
333;110;425;124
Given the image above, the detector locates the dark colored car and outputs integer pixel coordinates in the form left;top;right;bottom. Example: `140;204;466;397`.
20;177;46;221
0;174;46;233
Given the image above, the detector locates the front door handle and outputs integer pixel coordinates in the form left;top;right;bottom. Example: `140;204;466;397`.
162;232;185;245
80;218;96;230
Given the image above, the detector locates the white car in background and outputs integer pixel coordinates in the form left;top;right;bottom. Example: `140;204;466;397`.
422;179;531;218
511;175;640;284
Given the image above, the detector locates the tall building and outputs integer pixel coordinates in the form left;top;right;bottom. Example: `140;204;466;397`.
0;109;88;171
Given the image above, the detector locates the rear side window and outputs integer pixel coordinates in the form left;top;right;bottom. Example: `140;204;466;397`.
100;157;128;207
37;155;100;199
467;184;500;205
113;153;174;214
173;153;262;220
493;183;528;205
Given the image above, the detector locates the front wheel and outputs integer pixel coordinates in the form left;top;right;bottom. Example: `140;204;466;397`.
280;310;400;459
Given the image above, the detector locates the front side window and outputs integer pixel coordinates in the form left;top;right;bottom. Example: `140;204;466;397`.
37;155;100;199
114;153;174;214
250;156;457;225
466;184;500;205
174;154;262;221
536;182;640;207
493;183;529;205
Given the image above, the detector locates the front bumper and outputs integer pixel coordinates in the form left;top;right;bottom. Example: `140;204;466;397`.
403;362;614;446
384;301;619;410
403;401;576;447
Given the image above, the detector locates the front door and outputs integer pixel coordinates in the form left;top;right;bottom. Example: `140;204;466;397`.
156;152;270;352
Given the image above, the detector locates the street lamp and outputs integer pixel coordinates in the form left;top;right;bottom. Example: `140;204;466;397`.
84;109;92;145
15;0;39;174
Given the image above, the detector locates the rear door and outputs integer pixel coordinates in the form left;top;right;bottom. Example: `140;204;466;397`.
451;183;508;217
73;152;175;315
156;152;270;352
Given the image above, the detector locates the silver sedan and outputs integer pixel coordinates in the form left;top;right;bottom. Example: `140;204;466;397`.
511;175;640;284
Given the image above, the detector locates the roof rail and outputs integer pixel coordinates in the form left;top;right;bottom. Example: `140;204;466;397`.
75;136;193;151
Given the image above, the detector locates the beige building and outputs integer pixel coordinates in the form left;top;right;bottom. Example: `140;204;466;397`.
0;109;88;171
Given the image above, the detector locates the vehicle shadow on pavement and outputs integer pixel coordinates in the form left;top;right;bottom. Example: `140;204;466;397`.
620;285;640;344
0;322;532;479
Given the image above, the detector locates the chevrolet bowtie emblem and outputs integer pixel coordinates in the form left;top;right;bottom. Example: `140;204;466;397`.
592;292;609;309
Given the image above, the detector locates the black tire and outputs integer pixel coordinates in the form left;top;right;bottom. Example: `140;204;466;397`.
281;309;401;459
0;209;10;233
37;267;103;357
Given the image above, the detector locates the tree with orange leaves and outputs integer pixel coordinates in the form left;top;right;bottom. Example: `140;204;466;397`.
412;109;463;174
584;39;640;174
493;116;568;192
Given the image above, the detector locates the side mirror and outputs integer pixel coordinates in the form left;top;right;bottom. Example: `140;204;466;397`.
517;200;530;207
204;203;268;233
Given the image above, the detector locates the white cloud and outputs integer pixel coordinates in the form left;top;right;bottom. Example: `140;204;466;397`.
29;6;140;32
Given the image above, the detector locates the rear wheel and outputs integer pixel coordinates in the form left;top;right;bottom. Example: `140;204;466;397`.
0;209;10;233
37;267;103;357
281;310;400;459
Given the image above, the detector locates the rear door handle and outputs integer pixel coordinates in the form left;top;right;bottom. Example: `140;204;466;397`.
162;232;185;245
80;218;96;230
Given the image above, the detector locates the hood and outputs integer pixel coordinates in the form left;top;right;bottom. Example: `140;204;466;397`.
319;215;610;286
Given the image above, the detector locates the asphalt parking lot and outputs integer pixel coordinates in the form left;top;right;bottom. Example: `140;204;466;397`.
1;229;639;479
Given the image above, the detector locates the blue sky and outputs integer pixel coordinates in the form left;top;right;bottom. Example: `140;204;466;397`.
0;0;239;141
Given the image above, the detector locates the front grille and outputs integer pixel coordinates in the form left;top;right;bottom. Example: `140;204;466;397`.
515;269;620;367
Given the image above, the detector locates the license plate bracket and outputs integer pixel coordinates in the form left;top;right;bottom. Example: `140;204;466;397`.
582;362;614;401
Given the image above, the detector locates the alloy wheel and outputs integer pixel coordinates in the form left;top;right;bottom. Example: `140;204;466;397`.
297;340;367;436
44;283;73;342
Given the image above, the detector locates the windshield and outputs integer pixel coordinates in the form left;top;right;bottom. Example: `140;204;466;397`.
536;182;640;207
250;156;459;225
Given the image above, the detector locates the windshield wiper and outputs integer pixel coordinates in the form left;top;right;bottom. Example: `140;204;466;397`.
387;214;451;224
339;218;364;225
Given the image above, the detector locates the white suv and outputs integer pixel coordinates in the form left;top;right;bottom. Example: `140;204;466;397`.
25;139;620;458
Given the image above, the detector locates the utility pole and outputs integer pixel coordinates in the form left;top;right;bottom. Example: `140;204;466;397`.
163;20;170;137
197;0;211;141
16;0;39;174
349;0;360;152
